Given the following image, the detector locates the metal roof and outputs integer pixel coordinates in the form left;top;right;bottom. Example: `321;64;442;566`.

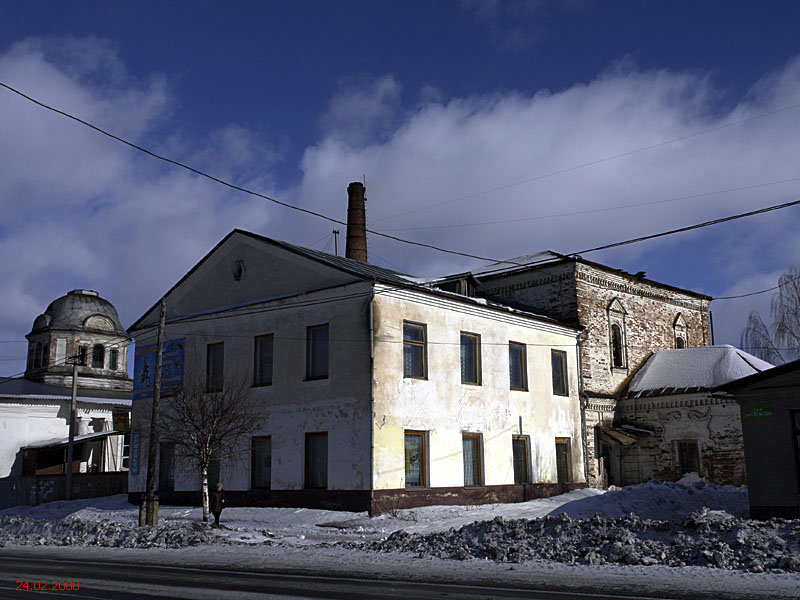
30;289;128;337
24;430;124;450
0;377;131;405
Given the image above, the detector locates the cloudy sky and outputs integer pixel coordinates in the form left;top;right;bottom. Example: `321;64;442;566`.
1;1;799;375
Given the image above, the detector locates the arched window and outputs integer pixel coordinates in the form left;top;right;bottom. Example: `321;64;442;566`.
92;344;105;369
27;345;35;370
34;342;42;369
674;313;689;349
41;342;49;367
611;324;624;368
676;336;686;349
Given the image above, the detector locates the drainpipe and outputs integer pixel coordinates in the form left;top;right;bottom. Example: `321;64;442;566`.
368;291;375;515
577;329;590;485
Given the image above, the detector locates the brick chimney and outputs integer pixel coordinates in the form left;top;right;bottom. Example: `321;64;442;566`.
345;182;368;263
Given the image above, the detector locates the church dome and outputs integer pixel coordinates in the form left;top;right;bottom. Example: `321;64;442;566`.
29;289;127;336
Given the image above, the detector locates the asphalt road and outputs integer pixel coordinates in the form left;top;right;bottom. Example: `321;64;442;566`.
0;554;683;600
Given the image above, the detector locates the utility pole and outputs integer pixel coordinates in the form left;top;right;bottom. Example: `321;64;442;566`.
64;357;78;500
143;297;167;526
332;229;340;256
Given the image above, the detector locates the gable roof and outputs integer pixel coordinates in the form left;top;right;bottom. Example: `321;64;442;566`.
129;229;579;334
473;250;712;301
623;345;774;398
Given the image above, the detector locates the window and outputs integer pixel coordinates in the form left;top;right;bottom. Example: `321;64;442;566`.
92;344;105;368
109;349;119;371
27;345;34;370
674;313;688;349
403;322;427;379
77;346;88;366
462;433;483;486
251;436;271;489
206;342;224;392
460;332;481;385
208;456;221;488
305;432;328;489
121;432;130;470
34;342;42;369
551;349;569;396
555;437;572;484
404;431;427;488
792;411;800;485
509;342;527;390
253;334;274;386
611;324;624;368
306;324;329;380
158;442;175;491
676;336;686;349
677;440;700;475
512;435;530;484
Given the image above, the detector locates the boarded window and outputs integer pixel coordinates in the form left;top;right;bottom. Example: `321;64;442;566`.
109;349;119;370
404;431;427;488
306;324;329;380
305;432;328;489
254;334;274;386
555;437;572;484
77;346;88;366
460;332;481;385
509;342;527;390
92;344;105;368
551;350;568;396
677;440;700;475
206;342;224;392
251;436;271;490
403;322;426;379
159;442;175;491
462;434;482;486
512;435;530;484
41;343;49;367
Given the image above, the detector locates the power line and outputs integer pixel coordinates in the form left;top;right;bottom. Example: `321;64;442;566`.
378;176;800;232
574;197;800;256
0;81;522;268
372;102;800;224
713;272;800;300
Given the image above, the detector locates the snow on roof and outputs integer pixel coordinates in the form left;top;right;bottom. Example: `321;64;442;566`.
627;345;774;394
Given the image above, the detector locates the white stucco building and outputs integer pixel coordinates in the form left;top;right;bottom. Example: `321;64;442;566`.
128;220;587;512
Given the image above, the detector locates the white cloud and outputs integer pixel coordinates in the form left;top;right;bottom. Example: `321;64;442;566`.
321;75;403;146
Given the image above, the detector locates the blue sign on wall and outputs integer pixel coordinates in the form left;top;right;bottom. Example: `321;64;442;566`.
130;428;141;476
133;338;184;401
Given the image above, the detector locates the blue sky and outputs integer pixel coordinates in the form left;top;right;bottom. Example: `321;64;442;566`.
1;1;799;375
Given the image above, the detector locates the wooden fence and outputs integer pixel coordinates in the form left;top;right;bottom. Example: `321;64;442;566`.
0;472;128;510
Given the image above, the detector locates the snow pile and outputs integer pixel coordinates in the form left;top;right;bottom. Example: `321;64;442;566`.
551;479;749;521
367;509;800;572
0;514;223;548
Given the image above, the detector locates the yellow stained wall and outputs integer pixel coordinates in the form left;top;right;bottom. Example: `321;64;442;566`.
372;287;585;490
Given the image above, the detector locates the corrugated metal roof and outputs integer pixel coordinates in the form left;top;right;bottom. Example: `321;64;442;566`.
0;377;131;405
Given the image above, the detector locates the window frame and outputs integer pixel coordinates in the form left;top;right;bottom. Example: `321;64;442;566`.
460;332;482;385
206;342;224;393
304;431;328;489
253;333;274;387
461;432;484;487
77;346;88;367
676;439;701;476
512;434;531;484
551;349;569;396
109;348;119;371
404;430;428;488
251;435;272;490
402;321;427;380
305;324;329;381
508;341;528;391
92;344;105;369
555;437;572;484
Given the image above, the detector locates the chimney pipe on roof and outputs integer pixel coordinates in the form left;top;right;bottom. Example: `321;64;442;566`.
345;182;368;263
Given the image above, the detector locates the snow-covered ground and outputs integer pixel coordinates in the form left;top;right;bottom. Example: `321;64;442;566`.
0;476;798;584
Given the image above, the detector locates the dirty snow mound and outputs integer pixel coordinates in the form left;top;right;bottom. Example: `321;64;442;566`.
365;509;800;572
0;514;223;548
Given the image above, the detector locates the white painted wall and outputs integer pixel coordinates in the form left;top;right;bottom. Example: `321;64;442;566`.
371;285;585;490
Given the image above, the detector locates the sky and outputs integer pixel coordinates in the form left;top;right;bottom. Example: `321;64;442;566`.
1;0;799;376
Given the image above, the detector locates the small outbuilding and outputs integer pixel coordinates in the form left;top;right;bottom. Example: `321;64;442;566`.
718;359;800;519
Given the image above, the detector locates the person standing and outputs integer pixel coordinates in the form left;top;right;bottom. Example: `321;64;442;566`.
210;482;227;526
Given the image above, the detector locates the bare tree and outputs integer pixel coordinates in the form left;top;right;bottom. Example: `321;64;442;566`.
159;373;260;523
741;265;800;364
